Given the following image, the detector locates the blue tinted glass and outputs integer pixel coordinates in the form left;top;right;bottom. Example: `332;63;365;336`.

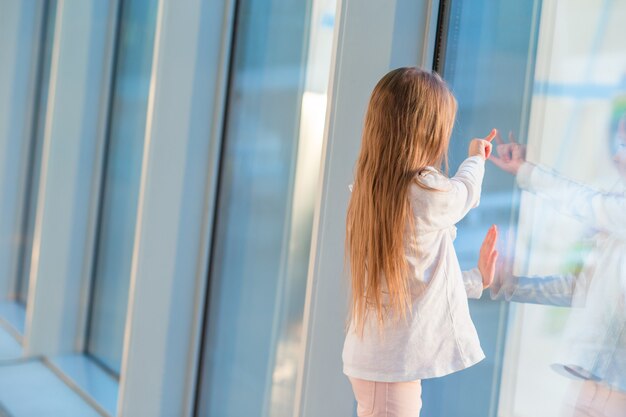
489;1;626;415
421;2;540;416
196;0;337;415
429;1;626;416
86;0;158;375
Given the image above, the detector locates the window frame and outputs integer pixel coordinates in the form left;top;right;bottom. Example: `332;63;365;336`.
0;2;48;310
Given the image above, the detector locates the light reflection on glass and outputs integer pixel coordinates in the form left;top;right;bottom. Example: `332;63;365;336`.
196;0;336;416
491;1;626;416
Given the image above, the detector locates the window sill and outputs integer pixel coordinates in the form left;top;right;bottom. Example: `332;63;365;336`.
47;354;118;417
0;300;26;340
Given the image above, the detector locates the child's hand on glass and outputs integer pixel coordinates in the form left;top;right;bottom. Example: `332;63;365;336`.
469;129;497;160
478;225;498;289
490;131;526;174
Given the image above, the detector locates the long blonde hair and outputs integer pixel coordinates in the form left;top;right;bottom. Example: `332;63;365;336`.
346;67;457;335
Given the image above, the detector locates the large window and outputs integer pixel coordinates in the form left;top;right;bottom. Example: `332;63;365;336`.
195;0;336;415
496;1;626;416
86;0;158;375
434;0;626;416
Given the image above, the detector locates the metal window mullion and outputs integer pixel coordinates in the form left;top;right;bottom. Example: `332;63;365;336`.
190;0;241;414
14;0;52;304
0;2;46;302
116;0;236;415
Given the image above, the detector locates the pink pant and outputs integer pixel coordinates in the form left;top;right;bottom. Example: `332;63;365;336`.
349;377;422;417
562;381;626;417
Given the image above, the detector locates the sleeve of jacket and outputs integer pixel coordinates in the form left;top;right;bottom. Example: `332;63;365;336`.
516;162;626;237
462;268;484;299
490;272;580;307
416;156;486;230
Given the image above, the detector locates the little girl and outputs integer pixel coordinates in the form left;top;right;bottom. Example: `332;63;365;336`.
342;67;498;417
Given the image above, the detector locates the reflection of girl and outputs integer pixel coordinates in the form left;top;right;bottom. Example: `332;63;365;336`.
342;67;498;417
490;110;626;417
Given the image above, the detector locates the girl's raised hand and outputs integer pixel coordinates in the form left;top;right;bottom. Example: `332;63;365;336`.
478;225;498;289
469;129;497;160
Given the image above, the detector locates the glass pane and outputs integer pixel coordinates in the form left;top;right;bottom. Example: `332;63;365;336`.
0;1;56;314
434;0;626;416
195;0;336;415
423;2;541;416
86;0;158;375
16;0;58;305
496;1;626;416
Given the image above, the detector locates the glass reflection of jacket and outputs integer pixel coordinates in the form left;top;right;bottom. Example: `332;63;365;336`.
492;162;626;391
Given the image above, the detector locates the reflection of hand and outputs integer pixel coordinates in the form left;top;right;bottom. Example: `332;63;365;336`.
488;226;519;301
478;225;499;289
490;131;526;174
469;129;497;160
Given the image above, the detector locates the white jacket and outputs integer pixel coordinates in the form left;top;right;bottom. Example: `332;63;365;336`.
342;156;486;382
